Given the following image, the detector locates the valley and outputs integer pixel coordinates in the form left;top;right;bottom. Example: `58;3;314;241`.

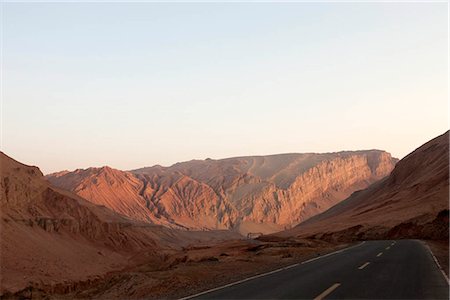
0;132;448;299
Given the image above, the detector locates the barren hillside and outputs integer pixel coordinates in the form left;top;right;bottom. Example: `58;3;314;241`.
0;152;239;296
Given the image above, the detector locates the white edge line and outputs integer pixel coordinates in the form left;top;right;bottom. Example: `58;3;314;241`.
426;244;450;285
178;241;365;300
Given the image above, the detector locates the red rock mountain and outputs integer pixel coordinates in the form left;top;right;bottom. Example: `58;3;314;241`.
0;152;239;295
47;151;397;234
282;131;449;241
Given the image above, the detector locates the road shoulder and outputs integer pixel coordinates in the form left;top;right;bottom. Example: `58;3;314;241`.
425;239;449;282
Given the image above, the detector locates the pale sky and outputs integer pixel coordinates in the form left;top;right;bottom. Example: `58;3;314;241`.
1;2;448;174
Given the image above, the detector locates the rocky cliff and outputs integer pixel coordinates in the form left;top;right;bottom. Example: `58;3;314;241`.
281;131;449;241
47;150;397;234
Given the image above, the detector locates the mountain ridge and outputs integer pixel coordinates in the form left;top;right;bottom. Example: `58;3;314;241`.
47;150;398;234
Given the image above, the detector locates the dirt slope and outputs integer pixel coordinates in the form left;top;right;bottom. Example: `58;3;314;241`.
47;151;397;234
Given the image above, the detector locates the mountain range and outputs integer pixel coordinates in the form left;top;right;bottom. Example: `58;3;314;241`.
47;150;397;234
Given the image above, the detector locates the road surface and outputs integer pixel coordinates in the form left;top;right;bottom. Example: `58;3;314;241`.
187;240;449;299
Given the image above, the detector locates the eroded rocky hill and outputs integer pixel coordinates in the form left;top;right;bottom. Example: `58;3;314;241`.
0;152;239;296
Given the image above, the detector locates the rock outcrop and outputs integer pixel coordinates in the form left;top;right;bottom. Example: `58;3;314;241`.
47;150;397;234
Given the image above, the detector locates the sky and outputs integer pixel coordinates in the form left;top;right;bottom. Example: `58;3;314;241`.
1;2;448;174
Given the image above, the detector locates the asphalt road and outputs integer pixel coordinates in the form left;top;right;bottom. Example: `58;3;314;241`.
188;240;449;299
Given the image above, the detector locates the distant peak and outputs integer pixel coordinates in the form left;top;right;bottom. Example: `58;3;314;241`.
83;166;114;172
46;170;70;177
95;166;120;175
100;166;113;171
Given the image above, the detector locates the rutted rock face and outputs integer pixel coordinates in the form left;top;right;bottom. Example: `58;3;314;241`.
47;150;397;234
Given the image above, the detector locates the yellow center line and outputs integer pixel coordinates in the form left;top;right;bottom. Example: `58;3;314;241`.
386;246;390;250
358;262;370;270
377;252;383;257
314;283;341;300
